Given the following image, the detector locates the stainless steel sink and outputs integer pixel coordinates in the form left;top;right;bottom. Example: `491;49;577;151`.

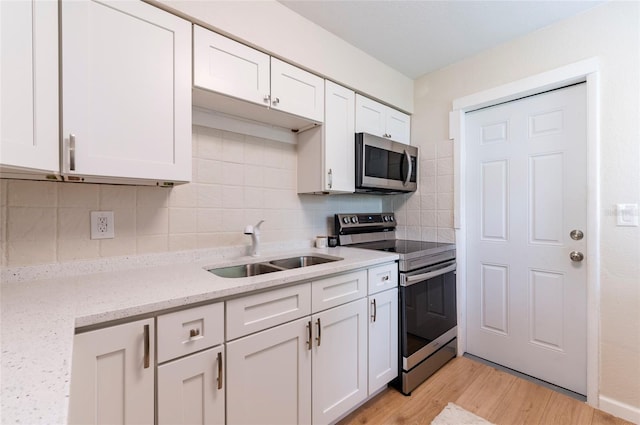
269;255;341;269
207;255;343;278
207;263;283;278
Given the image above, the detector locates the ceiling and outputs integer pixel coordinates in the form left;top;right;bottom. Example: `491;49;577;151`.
278;0;605;79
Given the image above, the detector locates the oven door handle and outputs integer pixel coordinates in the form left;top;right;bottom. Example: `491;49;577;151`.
402;263;456;286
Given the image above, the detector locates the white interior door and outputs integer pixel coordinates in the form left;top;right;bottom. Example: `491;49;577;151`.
465;83;587;395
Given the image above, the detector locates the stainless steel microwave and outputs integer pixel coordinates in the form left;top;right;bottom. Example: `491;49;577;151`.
355;133;418;194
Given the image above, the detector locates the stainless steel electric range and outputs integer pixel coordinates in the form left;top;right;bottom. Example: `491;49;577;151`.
335;212;457;395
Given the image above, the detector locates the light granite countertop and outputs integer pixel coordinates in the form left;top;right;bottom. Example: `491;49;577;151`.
0;244;398;424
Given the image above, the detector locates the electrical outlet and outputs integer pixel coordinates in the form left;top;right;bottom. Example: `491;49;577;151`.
91;211;115;239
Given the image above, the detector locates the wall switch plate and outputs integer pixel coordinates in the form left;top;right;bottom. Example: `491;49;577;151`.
616;204;638;227
91;211;115;239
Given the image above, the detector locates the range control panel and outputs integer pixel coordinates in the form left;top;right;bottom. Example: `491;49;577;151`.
335;213;396;233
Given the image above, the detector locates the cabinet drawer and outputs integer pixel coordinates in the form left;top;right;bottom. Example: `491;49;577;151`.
226;283;311;340
368;263;398;295
157;303;224;363
312;270;367;313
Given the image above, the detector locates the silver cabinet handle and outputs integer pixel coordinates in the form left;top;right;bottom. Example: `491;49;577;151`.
382;275;390;281
69;134;76;171
263;94;270;104
216;351;223;390
272;97;280;105
403;149;412;187
189;329;200;338
306;320;312;350
143;324;150;369
315;318;321;347
328;168;333;189
371;298;377;322
570;251;584;262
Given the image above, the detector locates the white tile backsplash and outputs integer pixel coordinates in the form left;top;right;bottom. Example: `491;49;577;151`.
8;180;57;207
59;183;99;208
0;125;404;266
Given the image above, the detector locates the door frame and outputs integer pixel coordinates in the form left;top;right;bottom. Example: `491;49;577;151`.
450;58;600;406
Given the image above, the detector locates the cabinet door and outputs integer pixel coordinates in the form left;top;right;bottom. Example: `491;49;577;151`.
157;346;225;425
355;94;386;138
68;319;154;425
324;81;355;192
61;0;191;183
0;0;58;173
227;317;312;425
193;25;270;107
312;298;368;425
271;57;324;123
368;288;399;394
385;108;411;145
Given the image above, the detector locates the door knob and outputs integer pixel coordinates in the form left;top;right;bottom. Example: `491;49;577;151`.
569;251;584;262
570;229;584;240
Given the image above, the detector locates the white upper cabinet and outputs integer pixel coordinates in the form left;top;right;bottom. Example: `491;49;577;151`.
193;25;324;130
298;81;355;194
0;0;59;176
356;94;411;145
193;25;270;107
270;57;324;123
61;0;192;185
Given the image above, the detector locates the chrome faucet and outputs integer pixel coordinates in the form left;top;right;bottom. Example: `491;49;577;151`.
244;220;265;257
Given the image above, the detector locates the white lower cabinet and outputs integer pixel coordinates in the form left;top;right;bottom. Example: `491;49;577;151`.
157;346;225;425
312;298;368;425
226;317;312;425
156;302;224;425
69;264;398;425
368;288;399;394
68;319;155;425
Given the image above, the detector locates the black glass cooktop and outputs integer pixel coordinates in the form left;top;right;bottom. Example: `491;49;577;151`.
351;239;454;255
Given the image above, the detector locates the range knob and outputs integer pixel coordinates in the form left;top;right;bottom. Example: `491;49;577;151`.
383;216;389;222
389;216;394;222
351;216;358;223
342;217;350;224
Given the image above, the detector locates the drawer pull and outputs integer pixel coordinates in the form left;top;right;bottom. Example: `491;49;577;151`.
143;324;150;369
382;275;390;281
316;318;321;347
306;320;312;350
189;328;200;338
216;351;223;390
371;298;377;322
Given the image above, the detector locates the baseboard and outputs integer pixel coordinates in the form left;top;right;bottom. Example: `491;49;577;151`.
599;395;640;424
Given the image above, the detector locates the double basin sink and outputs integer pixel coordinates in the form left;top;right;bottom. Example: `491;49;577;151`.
207;255;343;278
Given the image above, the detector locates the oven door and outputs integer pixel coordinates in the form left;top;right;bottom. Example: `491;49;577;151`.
399;259;457;371
355;133;417;193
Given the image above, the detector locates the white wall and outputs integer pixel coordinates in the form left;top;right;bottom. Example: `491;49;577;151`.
154;0;414;113
412;1;639;417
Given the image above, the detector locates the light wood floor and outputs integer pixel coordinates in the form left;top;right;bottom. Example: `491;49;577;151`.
338;357;633;425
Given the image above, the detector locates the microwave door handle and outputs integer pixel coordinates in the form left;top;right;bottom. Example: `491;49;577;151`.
403;149;412;186
403;263;457;286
